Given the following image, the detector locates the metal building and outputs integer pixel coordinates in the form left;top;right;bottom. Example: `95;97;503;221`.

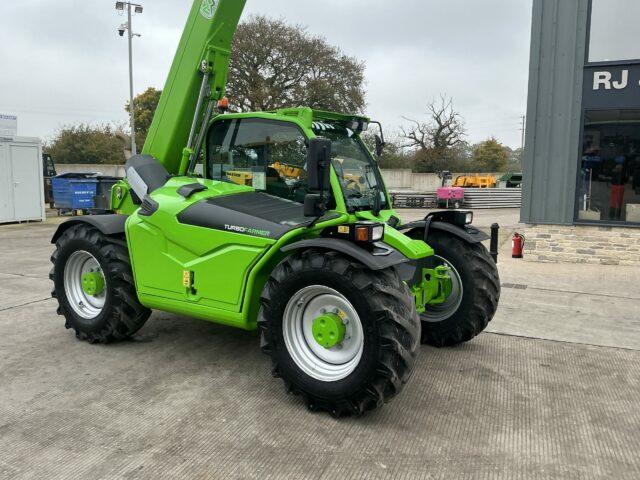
523;0;640;264
0;136;46;224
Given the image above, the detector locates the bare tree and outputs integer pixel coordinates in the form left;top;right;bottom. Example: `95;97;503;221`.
401;95;466;151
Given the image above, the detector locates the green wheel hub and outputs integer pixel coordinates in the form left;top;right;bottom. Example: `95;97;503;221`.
81;271;105;297
312;313;346;349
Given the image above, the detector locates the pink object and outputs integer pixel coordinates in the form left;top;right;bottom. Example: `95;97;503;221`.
437;187;464;201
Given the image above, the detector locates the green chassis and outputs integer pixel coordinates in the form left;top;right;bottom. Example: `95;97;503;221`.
109;108;450;332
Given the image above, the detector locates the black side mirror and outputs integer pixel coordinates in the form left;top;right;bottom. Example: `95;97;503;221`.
307;137;332;191
304;137;332;218
375;135;386;157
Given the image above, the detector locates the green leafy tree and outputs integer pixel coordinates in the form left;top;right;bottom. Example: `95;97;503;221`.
506;147;524;171
228;16;366;113
125;87;162;151
45;124;126;165
472;138;510;172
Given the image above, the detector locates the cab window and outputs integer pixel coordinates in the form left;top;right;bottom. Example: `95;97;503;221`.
208;118;309;203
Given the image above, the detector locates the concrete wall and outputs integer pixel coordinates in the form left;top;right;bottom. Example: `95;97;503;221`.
380;169;503;192
56;164;125;178
380;169;442;192
55;165;502;194
521;0;590;225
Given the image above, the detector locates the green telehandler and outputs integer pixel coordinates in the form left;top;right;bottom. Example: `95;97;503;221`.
50;0;500;416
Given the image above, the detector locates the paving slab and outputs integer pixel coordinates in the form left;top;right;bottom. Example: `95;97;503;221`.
0;302;638;480
489;248;640;350
1;215;639;479
0;273;51;311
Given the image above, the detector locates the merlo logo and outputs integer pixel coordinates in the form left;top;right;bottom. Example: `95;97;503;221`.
200;0;217;20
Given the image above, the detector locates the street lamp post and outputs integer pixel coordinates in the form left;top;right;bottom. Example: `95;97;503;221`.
116;2;143;157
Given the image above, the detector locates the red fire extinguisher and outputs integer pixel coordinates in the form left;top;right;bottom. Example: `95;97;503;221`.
512;233;525;259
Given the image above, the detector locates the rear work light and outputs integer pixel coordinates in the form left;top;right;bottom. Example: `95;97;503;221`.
427;210;474;226
465;212;473;225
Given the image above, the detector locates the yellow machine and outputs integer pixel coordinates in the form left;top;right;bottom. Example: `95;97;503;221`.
453;174;497;189
271;162;303;181
226;170;254;186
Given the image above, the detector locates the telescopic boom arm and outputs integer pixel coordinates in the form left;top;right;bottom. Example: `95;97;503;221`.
143;0;247;175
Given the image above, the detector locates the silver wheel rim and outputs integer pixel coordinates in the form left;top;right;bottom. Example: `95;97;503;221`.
63;251;106;320
283;285;364;383
423;255;464;323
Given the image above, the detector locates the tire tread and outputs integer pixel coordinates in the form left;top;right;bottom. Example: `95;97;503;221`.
51;224;150;344
421;231;501;347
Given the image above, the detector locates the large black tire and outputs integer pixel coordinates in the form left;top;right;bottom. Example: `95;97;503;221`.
414;230;500;347
50;224;150;343
258;249;421;417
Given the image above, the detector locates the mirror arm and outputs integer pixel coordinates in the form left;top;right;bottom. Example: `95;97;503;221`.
370;121;386;157
370;121;386;146
318;158;326;208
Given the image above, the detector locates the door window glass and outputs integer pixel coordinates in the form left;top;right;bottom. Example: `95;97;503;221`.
577;109;640;224
208;119;309;202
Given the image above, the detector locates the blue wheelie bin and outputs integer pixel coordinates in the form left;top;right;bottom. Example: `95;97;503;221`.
52;173;119;215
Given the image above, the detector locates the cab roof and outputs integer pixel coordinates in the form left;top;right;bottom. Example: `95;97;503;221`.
212;107;370;132
272;107;370;129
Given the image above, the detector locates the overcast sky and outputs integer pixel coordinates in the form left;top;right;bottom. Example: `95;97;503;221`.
0;0;533;148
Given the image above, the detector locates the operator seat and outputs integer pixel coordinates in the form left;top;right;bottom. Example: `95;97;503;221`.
125;154;171;202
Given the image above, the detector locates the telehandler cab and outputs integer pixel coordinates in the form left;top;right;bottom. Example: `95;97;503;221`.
50;0;500;416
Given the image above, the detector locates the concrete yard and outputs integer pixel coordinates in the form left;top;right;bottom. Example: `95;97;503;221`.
1;214;639;479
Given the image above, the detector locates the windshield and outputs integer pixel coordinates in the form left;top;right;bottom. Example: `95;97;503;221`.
313;123;388;212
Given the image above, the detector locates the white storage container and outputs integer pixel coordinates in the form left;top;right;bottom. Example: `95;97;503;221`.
0;136;45;224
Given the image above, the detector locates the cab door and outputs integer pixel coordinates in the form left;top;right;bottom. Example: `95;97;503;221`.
127;118;311;313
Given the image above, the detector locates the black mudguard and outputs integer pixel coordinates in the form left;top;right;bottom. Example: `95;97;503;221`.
397;213;493;288
51;215;129;244
399;220;489;244
281;239;410;271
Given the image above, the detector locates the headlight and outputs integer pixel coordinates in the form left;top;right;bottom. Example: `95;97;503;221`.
332;222;385;244
354;222;384;243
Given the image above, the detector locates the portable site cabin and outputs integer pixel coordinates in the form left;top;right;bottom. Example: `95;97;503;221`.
0;136;46;224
